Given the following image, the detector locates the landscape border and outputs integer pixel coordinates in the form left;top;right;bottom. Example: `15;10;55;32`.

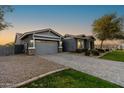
12;67;68;88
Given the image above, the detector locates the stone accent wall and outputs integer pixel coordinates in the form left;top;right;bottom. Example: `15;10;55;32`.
28;49;35;55
58;48;63;52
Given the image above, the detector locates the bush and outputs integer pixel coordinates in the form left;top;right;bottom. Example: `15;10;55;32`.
76;49;88;53
105;49;109;52
91;49;100;56
76;49;83;53
96;48;105;53
85;50;91;56
82;49;88;52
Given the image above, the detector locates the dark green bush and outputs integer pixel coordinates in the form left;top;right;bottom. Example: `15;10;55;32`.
91;49;100;56
76;49;83;53
82;49;88;52
85;50;91;56
76;49;88;53
105;49;110;52
96;49;105;53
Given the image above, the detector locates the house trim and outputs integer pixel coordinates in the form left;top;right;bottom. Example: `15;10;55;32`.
34;34;61;39
20;28;63;39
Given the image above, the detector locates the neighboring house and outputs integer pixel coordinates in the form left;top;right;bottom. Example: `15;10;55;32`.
15;28;63;55
63;34;95;52
118;44;124;49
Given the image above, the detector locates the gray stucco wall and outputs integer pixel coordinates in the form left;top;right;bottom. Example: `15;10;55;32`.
84;39;90;49
15;36;22;45
63;38;95;52
84;39;94;50
21;35;33;44
84;39;88;49
90;40;94;49
21;35;33;54
63;38;77;52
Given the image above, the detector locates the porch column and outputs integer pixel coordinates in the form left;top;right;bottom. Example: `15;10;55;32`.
28;39;35;55
58;40;63;52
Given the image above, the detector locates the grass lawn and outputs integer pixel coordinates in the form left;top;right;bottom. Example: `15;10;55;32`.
20;69;121;88
100;50;124;62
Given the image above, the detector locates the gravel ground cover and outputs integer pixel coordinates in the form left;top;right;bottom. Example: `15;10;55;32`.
0;55;65;88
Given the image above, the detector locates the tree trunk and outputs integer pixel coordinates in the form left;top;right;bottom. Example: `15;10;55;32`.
100;40;104;49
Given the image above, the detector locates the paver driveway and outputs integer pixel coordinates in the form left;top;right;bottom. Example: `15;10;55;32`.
41;53;124;87
0;55;64;88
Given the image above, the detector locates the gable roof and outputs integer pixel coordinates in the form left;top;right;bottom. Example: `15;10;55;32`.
64;34;85;38
20;28;63;39
64;34;95;40
85;35;96;40
64;34;86;39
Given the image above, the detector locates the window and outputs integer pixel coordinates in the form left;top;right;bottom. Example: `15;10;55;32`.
77;40;81;49
77;39;84;49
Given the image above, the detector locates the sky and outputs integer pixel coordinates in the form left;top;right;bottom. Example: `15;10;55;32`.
0;5;124;45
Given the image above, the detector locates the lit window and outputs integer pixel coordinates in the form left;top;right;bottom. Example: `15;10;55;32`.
77;39;84;49
77;40;81;49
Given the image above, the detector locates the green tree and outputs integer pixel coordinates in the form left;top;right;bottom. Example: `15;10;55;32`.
0;6;13;31
92;13;123;48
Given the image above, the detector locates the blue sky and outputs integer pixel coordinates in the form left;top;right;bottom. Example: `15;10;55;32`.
0;5;124;44
5;5;124;34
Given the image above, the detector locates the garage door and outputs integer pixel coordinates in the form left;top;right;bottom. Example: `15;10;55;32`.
35;40;58;55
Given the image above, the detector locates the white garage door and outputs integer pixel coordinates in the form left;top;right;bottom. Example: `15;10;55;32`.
35;40;58;55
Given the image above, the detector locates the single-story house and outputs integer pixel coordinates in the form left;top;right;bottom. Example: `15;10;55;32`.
62;34;95;52
15;28;63;55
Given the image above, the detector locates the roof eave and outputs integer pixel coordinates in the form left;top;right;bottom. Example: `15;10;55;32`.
20;28;63;40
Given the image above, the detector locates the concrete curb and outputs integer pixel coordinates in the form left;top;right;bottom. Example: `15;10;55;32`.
11;67;69;88
97;51;113;58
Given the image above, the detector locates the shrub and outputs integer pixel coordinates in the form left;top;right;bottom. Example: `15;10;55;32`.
105;49;109;52
96;49;105;53
82;49;88;52
76;49;88;53
76;49;83;53
91;49;100;56
85;50;91;56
